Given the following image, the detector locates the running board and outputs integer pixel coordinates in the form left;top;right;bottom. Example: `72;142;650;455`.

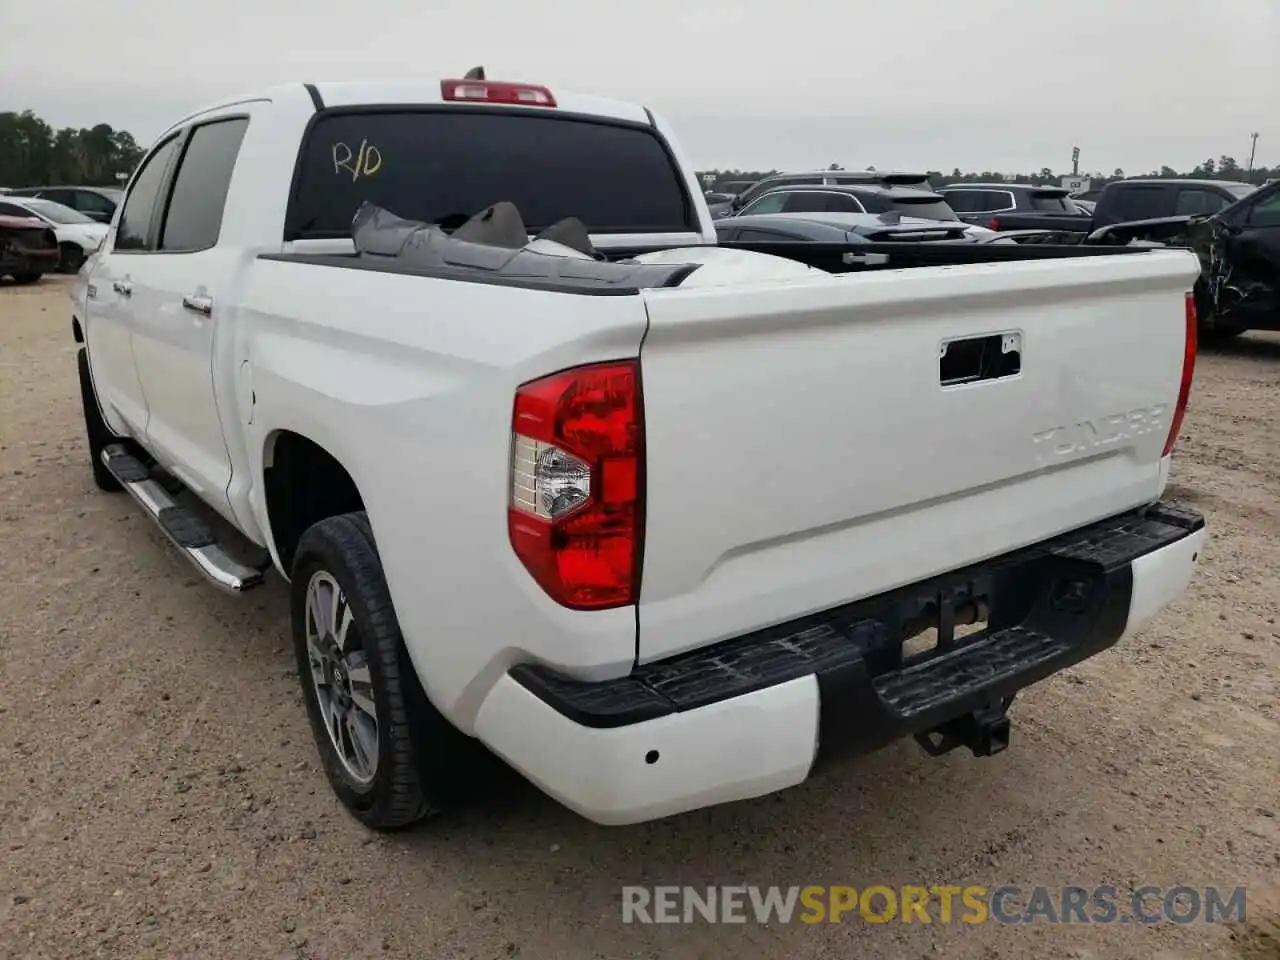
101;444;267;592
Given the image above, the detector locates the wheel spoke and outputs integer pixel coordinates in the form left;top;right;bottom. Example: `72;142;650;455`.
328;699;346;749
346;658;376;717
347;711;378;777
325;580;341;642
307;587;327;639
334;599;354;653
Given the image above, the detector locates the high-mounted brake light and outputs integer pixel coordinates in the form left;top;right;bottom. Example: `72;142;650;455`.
1162;291;1198;457
508;361;643;609
441;78;557;108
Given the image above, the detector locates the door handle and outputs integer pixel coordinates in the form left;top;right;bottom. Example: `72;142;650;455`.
112;280;132;297
182;294;213;316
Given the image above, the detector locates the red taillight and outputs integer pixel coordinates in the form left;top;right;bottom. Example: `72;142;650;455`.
1162;291;1198;457
508;361;643;609
441;78;557;107
988;217;1000;231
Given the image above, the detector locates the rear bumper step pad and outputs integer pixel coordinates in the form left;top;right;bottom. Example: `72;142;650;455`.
510;501;1204;762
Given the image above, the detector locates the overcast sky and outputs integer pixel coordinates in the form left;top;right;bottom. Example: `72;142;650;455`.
2;0;1276;175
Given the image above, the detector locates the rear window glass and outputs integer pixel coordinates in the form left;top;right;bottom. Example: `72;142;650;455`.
286;110;693;238
1030;193;1074;212
1115;186;1169;220
889;197;958;221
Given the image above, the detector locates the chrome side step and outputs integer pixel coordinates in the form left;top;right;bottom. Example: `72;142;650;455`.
102;444;267;592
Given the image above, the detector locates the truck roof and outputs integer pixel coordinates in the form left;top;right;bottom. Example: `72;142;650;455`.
164;77;652;139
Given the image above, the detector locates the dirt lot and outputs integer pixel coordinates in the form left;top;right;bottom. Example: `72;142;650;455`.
1;276;1278;960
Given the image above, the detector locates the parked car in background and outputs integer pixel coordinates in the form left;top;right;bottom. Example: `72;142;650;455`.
719;170;933;218
1186;179;1280;338
1072;199;1097;215
706;180;761;218
715;211;973;245
727;183;996;239
5;185;123;224
0;212;59;283
937;184;1094;233
1091;179;1258;229
0;196;108;272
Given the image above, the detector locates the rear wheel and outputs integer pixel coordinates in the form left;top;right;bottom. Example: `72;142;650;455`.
1195;284;1245;342
12;272;41;285
290;512;489;830
59;243;85;274
76;348;122;491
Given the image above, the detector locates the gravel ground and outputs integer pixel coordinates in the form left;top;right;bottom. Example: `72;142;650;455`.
1;276;1278;960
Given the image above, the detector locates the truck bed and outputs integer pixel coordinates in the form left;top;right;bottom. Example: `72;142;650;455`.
264;235;1161;294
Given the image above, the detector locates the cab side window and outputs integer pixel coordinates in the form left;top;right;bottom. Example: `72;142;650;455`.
1174;189;1229;216
943;191;981;213
1244;190;1280;227
76;191;117;217
115;136;181;251
159;117;249;252
742;192;789;215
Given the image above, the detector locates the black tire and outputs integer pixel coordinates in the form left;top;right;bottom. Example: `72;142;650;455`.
59;243;85;274
76;348;122;492
12;272;42;285
290;512;487;830
1201;325;1245;343
1194;285;1245;342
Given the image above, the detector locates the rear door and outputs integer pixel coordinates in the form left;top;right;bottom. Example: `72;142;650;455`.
128;113;250;508
634;250;1200;661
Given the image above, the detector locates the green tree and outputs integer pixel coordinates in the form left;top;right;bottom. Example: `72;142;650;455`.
0;110;145;187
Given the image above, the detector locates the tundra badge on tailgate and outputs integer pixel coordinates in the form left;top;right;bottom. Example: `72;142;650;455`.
1033;405;1169;466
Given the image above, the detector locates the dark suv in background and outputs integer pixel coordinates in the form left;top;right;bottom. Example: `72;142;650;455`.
1091;178;1258;228
4;185;122;224
937;183;1094;232
715;171;936;218
731;182;961;223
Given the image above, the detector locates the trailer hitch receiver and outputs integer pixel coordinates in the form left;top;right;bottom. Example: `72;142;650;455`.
914;702;1011;758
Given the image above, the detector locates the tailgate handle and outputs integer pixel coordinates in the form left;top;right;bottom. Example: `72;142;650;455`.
940;332;1022;387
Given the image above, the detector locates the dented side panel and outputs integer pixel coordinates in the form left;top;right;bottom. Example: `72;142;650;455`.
1190;185;1280;330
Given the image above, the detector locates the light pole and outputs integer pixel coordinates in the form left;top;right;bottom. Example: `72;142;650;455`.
1247;132;1259;176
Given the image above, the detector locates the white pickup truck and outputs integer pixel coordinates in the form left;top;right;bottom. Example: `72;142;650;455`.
71;72;1206;830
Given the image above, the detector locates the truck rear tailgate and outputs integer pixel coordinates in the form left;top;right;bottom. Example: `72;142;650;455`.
636;249;1199;662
